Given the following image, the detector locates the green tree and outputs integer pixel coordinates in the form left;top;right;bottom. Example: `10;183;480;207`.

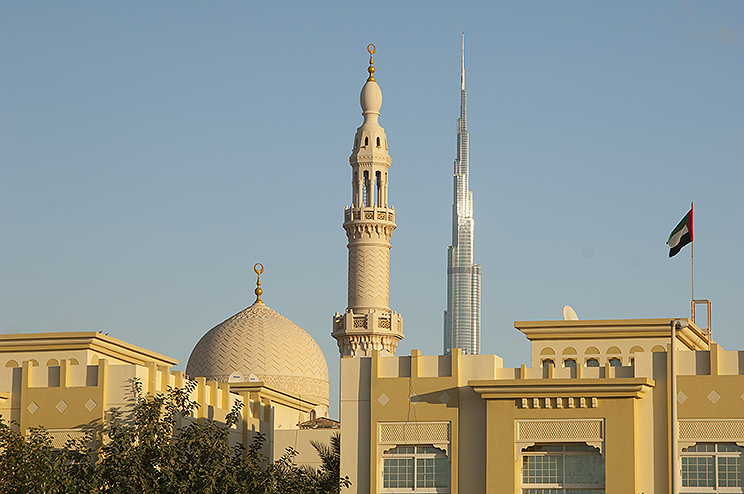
0;379;350;494
310;433;350;494
0;419;95;494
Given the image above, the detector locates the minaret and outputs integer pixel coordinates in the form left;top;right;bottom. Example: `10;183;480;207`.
332;44;404;357
444;34;481;355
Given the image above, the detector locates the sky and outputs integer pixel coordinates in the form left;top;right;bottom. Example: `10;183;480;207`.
2;1;742;418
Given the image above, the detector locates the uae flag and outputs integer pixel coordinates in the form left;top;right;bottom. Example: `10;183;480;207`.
667;206;693;258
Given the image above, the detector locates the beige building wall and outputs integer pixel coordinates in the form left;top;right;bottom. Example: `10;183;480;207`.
274;428;337;468
0;332;323;462
340;318;744;494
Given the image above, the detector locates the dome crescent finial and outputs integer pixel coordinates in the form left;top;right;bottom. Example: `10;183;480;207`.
253;263;264;304
367;43;376;81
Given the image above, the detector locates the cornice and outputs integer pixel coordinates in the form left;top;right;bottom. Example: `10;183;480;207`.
228;382;319;411
469;377;655;400
349;158;392;167
515;318;708;350
0;332;178;366
343;223;396;236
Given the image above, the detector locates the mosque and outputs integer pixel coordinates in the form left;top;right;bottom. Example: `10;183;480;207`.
1;46;743;494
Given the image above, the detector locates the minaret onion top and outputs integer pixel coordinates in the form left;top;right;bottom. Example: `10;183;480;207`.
360;44;382;127
253;262;264;304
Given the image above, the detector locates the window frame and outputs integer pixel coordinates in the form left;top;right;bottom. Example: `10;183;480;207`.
520;443;605;493
680;442;744;492
381;445;450;493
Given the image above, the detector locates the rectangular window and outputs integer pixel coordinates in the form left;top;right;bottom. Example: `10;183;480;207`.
681;443;744;492
382;445;449;493
521;443;604;493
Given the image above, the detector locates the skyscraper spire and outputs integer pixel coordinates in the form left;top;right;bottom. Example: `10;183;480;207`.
444;34;481;356
461;32;465;91
332;45;404;357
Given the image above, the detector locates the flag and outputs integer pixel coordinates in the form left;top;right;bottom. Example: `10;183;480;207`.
667;206;693;258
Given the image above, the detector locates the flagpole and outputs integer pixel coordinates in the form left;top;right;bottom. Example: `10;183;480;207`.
691;202;694;317
691;241;694;304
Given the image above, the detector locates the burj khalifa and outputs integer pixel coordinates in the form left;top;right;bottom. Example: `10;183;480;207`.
444;34;481;356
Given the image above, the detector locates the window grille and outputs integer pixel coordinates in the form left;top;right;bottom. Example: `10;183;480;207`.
521;443;604;493
382;445;449;493
681;443;743;492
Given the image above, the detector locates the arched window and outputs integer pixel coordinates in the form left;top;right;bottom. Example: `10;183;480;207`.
563;359;577;368
608;358;622;367
364;136;369;146
48;365;60;387
363;171;369;206
542;359;555;368
376;136;381;147
375;171;382;207
586;358;600;367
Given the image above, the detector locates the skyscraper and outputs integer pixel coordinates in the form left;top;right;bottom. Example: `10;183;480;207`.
444;34;481;355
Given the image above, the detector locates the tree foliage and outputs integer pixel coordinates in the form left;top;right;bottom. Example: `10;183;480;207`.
0;379;349;494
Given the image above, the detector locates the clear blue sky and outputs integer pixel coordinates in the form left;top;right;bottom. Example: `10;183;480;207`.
2;1;742;418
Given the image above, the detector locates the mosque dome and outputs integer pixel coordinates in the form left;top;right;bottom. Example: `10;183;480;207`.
185;267;329;407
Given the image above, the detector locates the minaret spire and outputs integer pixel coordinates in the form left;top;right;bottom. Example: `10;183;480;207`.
332;45;404;357
444;34;481;356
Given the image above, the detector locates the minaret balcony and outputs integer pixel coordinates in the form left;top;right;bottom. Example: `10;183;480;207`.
332;309;403;338
344;205;395;224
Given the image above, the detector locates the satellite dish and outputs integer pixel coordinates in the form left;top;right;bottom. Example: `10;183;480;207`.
562;305;579;321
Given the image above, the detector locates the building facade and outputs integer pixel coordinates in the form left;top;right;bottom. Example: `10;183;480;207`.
444;35;481;356
340;317;744;494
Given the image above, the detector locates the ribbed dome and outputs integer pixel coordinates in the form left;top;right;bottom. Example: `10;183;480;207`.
186;302;329;406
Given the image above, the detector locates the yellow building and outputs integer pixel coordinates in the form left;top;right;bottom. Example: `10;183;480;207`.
0;276;336;468
339;314;744;493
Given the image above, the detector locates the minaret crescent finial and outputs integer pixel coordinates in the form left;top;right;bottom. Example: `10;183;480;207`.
367;43;376;82
253;262;264;304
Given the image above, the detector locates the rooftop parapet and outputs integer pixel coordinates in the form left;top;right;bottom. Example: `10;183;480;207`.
515;318;710;351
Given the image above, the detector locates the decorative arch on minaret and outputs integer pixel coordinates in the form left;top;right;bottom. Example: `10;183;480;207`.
331;44;404;358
